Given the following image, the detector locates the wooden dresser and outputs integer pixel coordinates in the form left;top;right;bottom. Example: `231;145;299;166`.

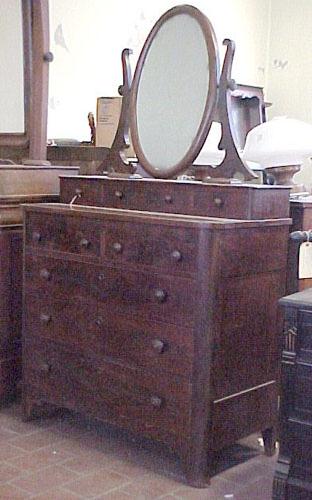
22;199;290;486
273;288;312;499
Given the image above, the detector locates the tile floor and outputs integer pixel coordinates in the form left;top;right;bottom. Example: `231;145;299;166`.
0;401;277;499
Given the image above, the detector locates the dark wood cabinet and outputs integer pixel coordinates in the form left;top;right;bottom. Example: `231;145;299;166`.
273;288;312;499
0;225;23;401
22;199;290;487
288;200;312;294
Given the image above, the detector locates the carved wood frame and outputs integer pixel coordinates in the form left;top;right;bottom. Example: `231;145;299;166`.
0;0;51;160
130;5;219;179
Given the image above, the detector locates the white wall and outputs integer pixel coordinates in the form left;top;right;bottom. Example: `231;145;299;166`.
48;0;271;141
265;0;312;186
0;0;24;133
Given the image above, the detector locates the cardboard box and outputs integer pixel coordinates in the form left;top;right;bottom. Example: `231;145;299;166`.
96;97;135;157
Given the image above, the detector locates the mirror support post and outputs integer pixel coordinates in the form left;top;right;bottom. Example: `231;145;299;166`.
28;0;52;162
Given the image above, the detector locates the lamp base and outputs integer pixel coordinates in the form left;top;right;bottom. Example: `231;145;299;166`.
265;164;302;191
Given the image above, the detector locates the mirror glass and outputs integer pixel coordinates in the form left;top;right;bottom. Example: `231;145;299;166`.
131;6;218;178
0;0;25;133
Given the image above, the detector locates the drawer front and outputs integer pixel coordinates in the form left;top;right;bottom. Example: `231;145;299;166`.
25;212;101;258
101;180;193;214
60;178;103;205
24;255;197;326
24;294;194;377
23;338;191;441
193;185;250;218
102;221;198;275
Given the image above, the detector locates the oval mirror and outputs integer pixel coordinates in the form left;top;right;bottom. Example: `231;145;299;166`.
130;5;219;179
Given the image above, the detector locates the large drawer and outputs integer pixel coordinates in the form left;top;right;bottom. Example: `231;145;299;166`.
24;254;197;326
101;220;198;276
25;212;101;258
24;294;194;377
23;337;191;443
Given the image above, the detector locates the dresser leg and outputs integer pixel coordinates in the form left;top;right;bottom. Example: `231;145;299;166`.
180;450;210;488
22;398;58;422
262;426;277;456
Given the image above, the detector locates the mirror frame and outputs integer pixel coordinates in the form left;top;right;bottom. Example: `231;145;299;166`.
0;0;50;160
130;5;219;179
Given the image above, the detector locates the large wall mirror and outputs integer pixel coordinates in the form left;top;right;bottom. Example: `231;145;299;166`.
0;0;51;161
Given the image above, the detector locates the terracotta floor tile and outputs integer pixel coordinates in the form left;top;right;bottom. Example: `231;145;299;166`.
97;490;133;499
7;445;74;472
0;442;27;461
32;487;85;499
10;464;80;495
116;473;182;499
0;462;22;482
10;428;63;451
0;483;32;498
62;453;112;474
65;469;131;498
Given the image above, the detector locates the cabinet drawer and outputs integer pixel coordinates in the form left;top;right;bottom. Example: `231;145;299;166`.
25;212;101;258
24;255;197;326
102;221;198;275
24;295;194;377
23;338;191;441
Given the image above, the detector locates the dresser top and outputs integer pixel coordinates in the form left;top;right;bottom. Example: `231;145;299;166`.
280;287;312;309
59;175;290;191
23;203;291;230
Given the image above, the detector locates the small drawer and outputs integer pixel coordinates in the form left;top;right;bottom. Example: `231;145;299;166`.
24;295;194;377
25;212;101;258
24;256;197;327
23;338;191;441
102;220;198;275
193;185;251;218
60;178;103;205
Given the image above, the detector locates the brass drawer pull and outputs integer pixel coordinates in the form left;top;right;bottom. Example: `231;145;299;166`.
164;194;173;203
154;289;167;303
32;231;42;242
171;250;182;262
213;197;224;207
112;242;123;253
40;313;51;324
115;190;124;199
150;395;163;408
39;361;52;373
79;238;90;248
94;318;103;327
39;268;51;280
98;273;105;281
151;339;165;354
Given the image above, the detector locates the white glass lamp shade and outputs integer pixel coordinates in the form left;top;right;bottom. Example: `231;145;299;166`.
242;117;312;168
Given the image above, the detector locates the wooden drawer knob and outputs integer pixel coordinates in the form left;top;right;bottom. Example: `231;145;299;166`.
171;250;182;262
40;313;51;324
213;197;224;207
79;238;90;248
154;289;167;303
150;395;163;408
115;190;124;199
32;231;42;242
151;339;165;354
39;361;51;373
39;268;51;280
164;194;173;203
112;242;123;253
